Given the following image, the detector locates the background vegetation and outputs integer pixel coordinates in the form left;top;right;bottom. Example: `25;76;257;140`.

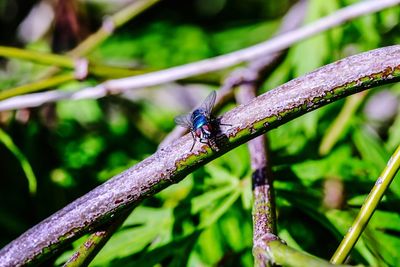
0;0;399;266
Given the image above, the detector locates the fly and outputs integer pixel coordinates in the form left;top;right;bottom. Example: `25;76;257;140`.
175;91;227;151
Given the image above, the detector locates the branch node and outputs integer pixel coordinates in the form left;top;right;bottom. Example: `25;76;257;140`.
74;58;89;80
102;17;115;34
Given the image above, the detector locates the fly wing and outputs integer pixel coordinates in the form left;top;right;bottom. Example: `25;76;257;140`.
174;113;193;129
199;90;216;116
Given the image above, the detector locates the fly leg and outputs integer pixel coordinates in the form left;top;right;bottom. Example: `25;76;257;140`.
190;131;197;151
199;137;219;151
199;138;211;148
213;117;232;127
199;138;209;145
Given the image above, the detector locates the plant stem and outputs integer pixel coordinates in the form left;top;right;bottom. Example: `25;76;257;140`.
63;208;133;267
0;128;37;194
0;73;75;101
0;46;74;68
89;64;146;78
265;240;352;267
330;144;400;264
0;45;147;78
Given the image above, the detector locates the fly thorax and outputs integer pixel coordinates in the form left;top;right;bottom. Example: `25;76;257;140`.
192;109;208;130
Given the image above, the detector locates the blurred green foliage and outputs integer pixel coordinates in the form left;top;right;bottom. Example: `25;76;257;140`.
0;0;400;266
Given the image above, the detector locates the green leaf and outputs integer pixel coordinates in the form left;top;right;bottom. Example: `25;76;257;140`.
220;207;252;251
361;210;400;266
0;127;37;194
347;194;369;206
195;223;224;265
291;146;368;184
204;164;238;186
352;127;389;176
199;188;241;228
211;20;279;54
91;207;174;265
212;144;250;178
130;231;201;267
63;134;105;169
369;210;400;233
352;14;380;49
289;0;339;77
278;228;303;251
386;106;400;151
191;184;236;214
157;174;193;206
56;99;103;124
50;168;74;187
262;56;291;91
240;176;252;210
379;7;400;31
365;230;400;266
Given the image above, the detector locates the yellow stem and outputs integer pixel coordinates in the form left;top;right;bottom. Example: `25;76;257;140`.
0;73;75;100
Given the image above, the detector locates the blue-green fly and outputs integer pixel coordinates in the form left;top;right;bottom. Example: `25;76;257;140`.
174;91;219;151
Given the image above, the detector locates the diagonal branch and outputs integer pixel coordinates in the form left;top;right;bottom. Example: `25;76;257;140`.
0;0;399;111
1;46;400;266
60;3;308;265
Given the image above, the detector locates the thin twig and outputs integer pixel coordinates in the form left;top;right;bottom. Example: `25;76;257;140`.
0;0;160;99
0;66;146;100
63;208;133;267
0;128;37;195
0;46;399;266
236;87;276;267
0;45;147;78
0;0;397;111
330;144;400;264
0;73;75;100
0;46;74;68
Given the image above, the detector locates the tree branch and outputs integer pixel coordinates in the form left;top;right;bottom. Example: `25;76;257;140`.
0;0;399;111
236;86;277;267
1;46;400;266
